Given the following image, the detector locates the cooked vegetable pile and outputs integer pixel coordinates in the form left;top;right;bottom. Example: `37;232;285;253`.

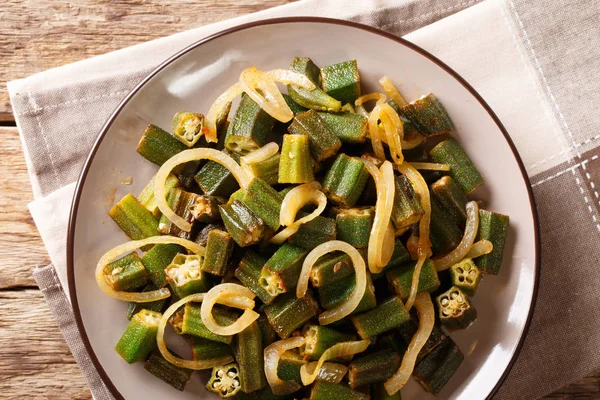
97;57;510;399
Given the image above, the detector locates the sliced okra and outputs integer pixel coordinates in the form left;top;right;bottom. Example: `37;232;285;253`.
109;193;159;241
194;149;241;198
201;229;234;276
431;176;469;227
301;323;356;361
278;134;314;184
158;188;200;240
350;296;411;339
190;337;233;361
309;251;355;287
206;362;242;398
195;223;225;247
391;174;424;234
104;253;148;292
191;195;225;223
257;313;278;347
144;349;192;391
430;139;484;193
169;307;184;335
399;93;454;137
233;320;267;392
259;243;308;297
241;177;283;230
234;251;277;305
476;210;509;275
371;238;412;281
386;259;441;301
429;195;464;255
287;57;342;112
126;283;169;320
371;381;402;400
263;291;319;339
309;381;369;400
335;207;373;249
288;110;341;162
138;173;181;218
137;124;187;165
219;199;266;247
226;94;275;154
317;271;376;315
437;286;477;331
322;154;369;208
348;349;402;388
172;111;204;147
320;60;361;104
449;258;482;296
182;303;236;344
277;350;306;384
115;309;161;363
283;93;308;115
317;111;368;144
398;319;447;362
244;152;281;185
165;253;209;298
235;385;295;400
413;337;464;395
288;215;337;250
373;331;408;355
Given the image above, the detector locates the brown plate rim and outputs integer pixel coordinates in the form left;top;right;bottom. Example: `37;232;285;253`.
67;16;541;400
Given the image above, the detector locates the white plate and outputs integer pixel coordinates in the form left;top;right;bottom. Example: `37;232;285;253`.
67;17;539;400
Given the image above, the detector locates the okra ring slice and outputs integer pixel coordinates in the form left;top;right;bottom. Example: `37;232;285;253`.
297;240;367;325
206;362;241;398
264;336;306;395
200;283;260;336
95;236;204;302
154;148;251;232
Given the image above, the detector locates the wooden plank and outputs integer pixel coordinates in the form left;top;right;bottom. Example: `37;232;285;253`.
0;127;50;288
0;0;297;121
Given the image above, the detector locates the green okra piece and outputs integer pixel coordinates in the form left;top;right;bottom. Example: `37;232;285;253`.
137;124;188;165
171;111;204;147
476;209;510;275
372;381;402;400
241;177;283;230
103;253;148;292
436;286;477;331
236;385;295;400
190;337;233;361
138;173;181;218
429;196;463;255
115;309;161;363
283;93;308;115
182;303;236;344
195;223;225;246
431;176;469;227
263;291;319;339
226;94;275;154
277;350;306;384
233;320;267;392
386;259;440;300
322;154;369;208
309;251;355;287
350;296;411;339
234;251;277;305
301;323;356;361
374;331;408;355
219;199;266;247
397;320;447;362
390;174;424;234
126;283;169;320
144;349;192;391
201;229;234;276
244;153;281;185
288;215;337;250
348;350;402;389
257;313;278;347
194;149;241;198
287;57;342;112
109;193;159;240
320;60;361;104
279;134;314;184
206;362;242;398
259;243;308;297
169;307;184;335
399;93;454;137
413;337;464;396
158;188;200;240
318;272;376;315
310;381;369;400
165;254;210;298
371;239;412;281
288;110;342;162
335;207;373;249
449;258;482;296
317;112;368;144
191;195;225;223
430;139;484;193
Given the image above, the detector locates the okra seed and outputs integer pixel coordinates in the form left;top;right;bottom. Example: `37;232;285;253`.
111;267;123;275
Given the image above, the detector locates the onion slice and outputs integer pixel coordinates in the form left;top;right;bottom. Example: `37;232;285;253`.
200;283;259;336
368;104;386;161
411;162;451;171
240;67;293;122
355;92;387;107
205;82;244;143
384;293;434;395
404;255;427;311
95;236;203;302
264;337;305;395
297;241;367;325
240;142;279;179
271;182;327;244
466;239;494;259
265;69;316;90
300;339;370;385
157;293;234;369
379;104;404;165
155;148;250;232
434;201;480;271
379;76;408;107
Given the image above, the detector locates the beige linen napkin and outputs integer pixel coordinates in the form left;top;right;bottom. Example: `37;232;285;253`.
9;0;600;399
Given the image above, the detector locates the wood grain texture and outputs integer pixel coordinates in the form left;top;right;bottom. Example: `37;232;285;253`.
0;0;296;121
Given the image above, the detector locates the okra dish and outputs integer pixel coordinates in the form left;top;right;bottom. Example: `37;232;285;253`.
97;57;510;399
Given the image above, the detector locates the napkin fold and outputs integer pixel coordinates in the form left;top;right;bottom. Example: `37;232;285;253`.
11;0;600;399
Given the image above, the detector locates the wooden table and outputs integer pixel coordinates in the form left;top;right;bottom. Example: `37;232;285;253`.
0;1;597;398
